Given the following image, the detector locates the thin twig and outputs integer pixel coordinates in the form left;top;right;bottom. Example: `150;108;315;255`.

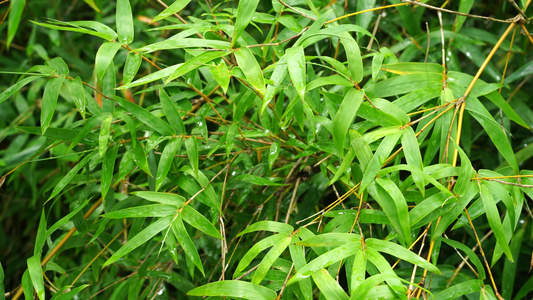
401;0;514;23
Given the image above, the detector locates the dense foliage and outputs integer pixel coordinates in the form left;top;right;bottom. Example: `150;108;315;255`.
1;0;533;299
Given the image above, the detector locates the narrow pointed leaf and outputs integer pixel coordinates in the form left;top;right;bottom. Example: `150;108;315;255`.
116;0;134;44
103;215;173;267
48;151;98;201
237;221;293;237
166;51;229;84
333;88;364;156
41;75;66;134
115;96;175;136
234;47;265;95
95;42;122;84
123;52;143;85
232;0;260;47
103;204;177;219
252;234;292;284
152;0;192;23
159;86;185;134
185;137;199;177
99;115;113;157
27;256;45;300
479;184;513;261
286;46;306;101
101;143;119;199
7;0;26;48
313;269;349;300
133;191;185;207
66;76;87;119
182;205;222;239
187;280;277;300
155;137;182;191
172;215;205;275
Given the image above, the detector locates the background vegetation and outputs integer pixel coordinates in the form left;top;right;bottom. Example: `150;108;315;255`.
1;0;533;299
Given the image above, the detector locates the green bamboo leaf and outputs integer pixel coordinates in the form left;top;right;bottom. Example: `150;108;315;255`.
46;57;69;75
210;59;230;94
62;20;116;37
103;204;177;219
401;126;425;195
442;238;485;280
360;129;402;193
365;73;442;98
296;233;360;247
339;32;363;83
504;60;533;85
234;47;265;95
115;96;175;136
289;242;313;300
41;75;66;134
356;0;376;31
234;234;286;278
350;250;366;293
67;114;110;153
124;140;152;176
351;273;399;300
18;126;98;145
313;269;349;300
286;46;306;101
122;64;180;89
22;270;33;300
225;123;238;158
484;91;528;129
99;114;113;157
134;38;231;53
27;256;45;300
237;221;293;237
466;96;518;171
103;215;173;267
0;75;46;105
52;284;90;300
381;62;444;75
172;214;205;275
182;205;222;239
479;184;513;261
47;151;98;201
453;144;473;197
232;0;260;47
333;88;364;157
123;52;143;85
0;261;5;298
159;86;185;134
433;280;483;299
152;0;192;23
288;241;361;286
7;0;25;48
184;137;198;177
116;0;134;44
155;137;182;191
268;139;280;171
252;234;292;284
372;52;384;81
95;42;122;85
101;143;119;200
166;51;229;84
306;75;354;91
375;178;411;245
187;280;277;300
177;170;220;210
262;55;287;114
66;76;87;119
455;0;474;33
133;191;185;207
30;20;115;41
366;239;441;274
231;174;285;186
